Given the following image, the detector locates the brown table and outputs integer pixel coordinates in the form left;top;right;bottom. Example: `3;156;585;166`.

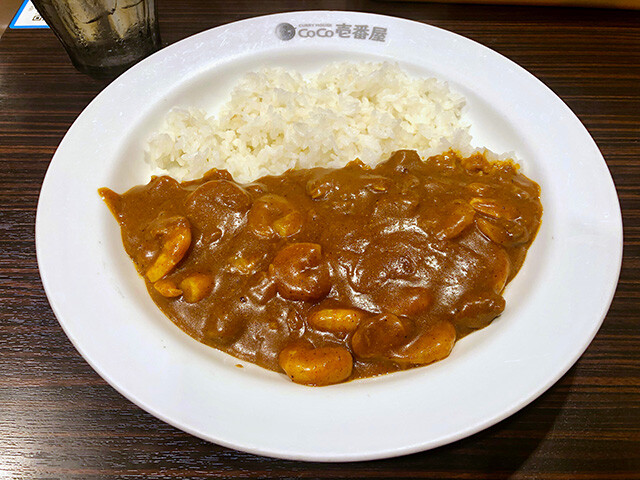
1;0;639;478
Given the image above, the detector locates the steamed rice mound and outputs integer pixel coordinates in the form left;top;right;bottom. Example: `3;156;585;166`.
146;62;472;183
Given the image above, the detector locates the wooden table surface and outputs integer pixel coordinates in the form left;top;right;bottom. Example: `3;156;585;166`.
1;0;638;478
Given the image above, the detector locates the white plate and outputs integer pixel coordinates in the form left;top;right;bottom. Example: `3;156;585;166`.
36;11;623;461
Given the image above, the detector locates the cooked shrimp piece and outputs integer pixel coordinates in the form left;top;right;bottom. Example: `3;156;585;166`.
269;243;331;301
179;273;214;303
391;321;456;365
153;279;182;298
279;343;353;386
308;308;365;333
247;194;303;238
146;217;192;282
351;313;414;360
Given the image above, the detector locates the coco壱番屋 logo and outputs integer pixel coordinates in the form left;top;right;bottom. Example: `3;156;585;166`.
275;22;388;42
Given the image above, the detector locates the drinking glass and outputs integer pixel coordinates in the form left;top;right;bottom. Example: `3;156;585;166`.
31;0;161;79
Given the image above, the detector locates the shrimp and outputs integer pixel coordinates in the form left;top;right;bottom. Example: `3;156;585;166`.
145;216;192;283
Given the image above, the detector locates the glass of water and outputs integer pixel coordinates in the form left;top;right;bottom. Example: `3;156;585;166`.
31;0;161;79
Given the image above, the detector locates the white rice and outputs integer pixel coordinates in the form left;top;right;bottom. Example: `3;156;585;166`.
145;62;473;183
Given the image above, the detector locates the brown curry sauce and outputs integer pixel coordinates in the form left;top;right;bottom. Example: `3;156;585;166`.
100;150;542;385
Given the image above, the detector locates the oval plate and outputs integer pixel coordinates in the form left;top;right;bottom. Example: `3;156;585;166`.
36;11;622;461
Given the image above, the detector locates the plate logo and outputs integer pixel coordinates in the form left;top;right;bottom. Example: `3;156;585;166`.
276;23;296;41
275;22;388;42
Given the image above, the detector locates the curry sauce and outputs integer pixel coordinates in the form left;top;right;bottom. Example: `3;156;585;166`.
100;150;542;385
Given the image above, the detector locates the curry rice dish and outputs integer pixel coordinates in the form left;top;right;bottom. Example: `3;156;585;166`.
100;150;542;386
